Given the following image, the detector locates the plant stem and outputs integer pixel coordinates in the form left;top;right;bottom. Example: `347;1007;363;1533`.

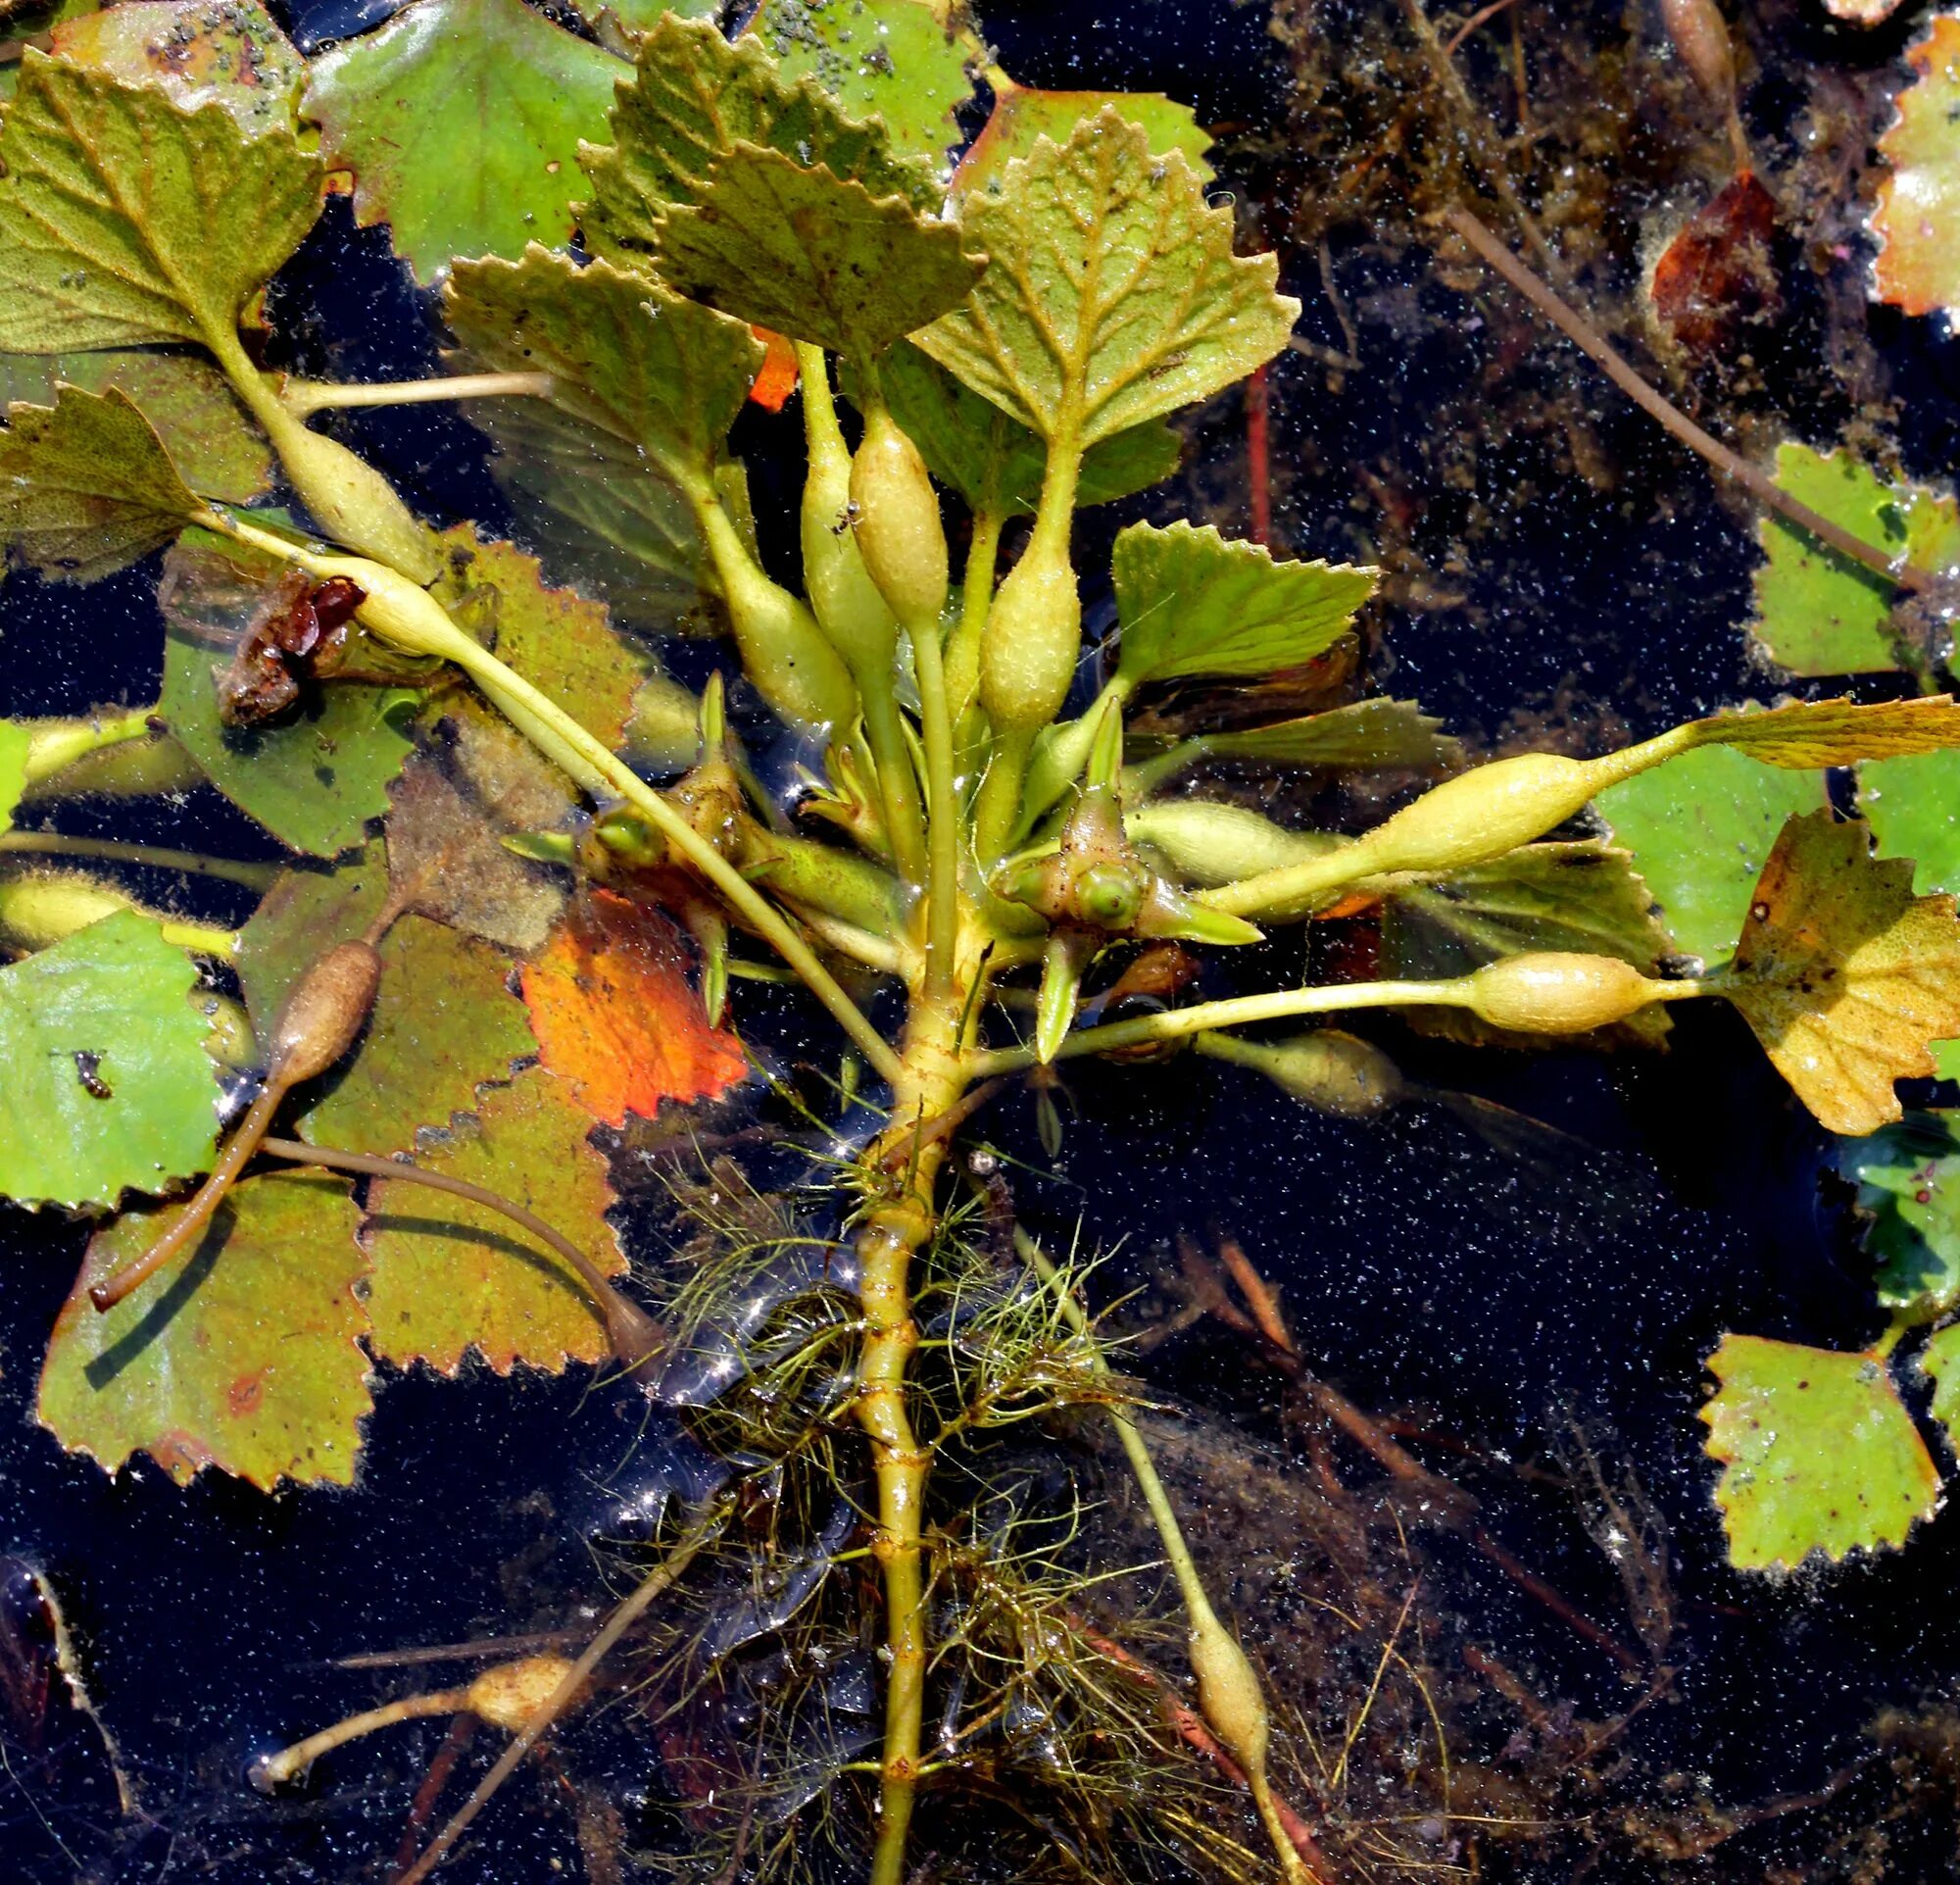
394;1502;729;1885
946;506;1004;731
1446;207;1934;592
280;372;554;418
0;830;277;890
213;516;905;1086
1012;1229;1318;1885
858;1000;968;1885
974;726;1035;868
968;972;1706;1076
252;1688;472;1787
910;607;961;1002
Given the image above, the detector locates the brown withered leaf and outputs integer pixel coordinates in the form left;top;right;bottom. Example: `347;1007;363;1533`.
1649;171;1781;357
1725;810;1960;1133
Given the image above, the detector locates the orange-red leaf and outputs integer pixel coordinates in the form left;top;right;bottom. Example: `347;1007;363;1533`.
520;890;748;1126
748;326;801;412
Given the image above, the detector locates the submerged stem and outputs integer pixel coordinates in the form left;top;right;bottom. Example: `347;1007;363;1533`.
0;830;277;890
280;372;554;417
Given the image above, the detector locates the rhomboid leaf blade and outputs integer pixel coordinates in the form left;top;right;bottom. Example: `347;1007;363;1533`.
0;385;202;580
39;1169;371;1487
0;910;218;1208
579;13;939;272
1700;1333;1938;1569
651;144;983;358
913;108;1298;446
0;52;322;352
1726;810;1960;1134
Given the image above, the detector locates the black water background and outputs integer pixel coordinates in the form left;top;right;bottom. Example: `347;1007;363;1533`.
2;0;1959;1877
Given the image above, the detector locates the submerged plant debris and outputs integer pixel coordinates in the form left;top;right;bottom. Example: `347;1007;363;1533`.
9;0;1960;1881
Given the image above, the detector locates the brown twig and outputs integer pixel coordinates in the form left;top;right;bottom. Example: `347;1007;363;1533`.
1443;0;1521;58
387;1714;476;1883
1444;205;1937;594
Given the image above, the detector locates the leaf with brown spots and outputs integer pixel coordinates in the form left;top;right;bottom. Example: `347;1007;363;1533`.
296;915;535;1157
521;890;749;1128
38;1170;371;1489
360;1067;627;1374
1724;810;1960;1133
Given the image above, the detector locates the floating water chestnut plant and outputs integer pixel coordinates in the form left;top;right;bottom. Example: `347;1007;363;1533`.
12;1;1960;1879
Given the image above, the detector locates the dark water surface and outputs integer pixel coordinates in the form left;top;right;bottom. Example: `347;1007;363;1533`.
6;0;1960;1879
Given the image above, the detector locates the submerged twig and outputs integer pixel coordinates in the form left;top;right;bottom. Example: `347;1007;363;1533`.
1445;206;1937;593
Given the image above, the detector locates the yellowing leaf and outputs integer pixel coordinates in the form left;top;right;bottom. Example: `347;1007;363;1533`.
913;108;1298;448
297;915;535;1157
651;144;983;357
361;1067;627;1373
954;81;1213;200
1690;694;1960;768
750;0;975;172
1859;745;1960;1078
1872;14;1960;317
579;13;938;274
1112;521;1376;685
38;1170;371;1488
1726;810;1960;1133
0;53;322;353
1751;443;1960;676
51;0;305;135
305;0;623;284
1700;1333;1938;1570
520;890;749;1127
0;910;218;1208
0;385;202;581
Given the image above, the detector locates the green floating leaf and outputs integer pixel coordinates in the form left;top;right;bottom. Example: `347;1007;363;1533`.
0;350;270;506
1838;1112;1960;1319
913;108;1298;447
362;1067;629;1374
51;0;305;135
1596;743;1828;967
750;0;975;171
0;721;30;832
39;1170;371;1488
1700;1333;1938;1570
305;0;622;285
1859;746;1960;1078
579;0;719;29
0;52;322;352
159;539;420;856
1693;694;1960;768
1751;443;1960;676
1726;810;1960;1135
877;339;1180;517
1112;521;1376;686
0;911;217;1208
652;143;983;357
297;914;534;1157
955;81;1213;199
580;13;939;273
235;844;390;1036
0;385;202;581
1380;841;1671;982
1872;14;1960;318
1919;1321;1960;1450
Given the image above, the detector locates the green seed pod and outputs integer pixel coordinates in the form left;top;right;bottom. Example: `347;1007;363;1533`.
1129;800;1345;888
848;409;947;634
621;673;702;776
1189;1609;1270;1775
1348;752;1597;879
1464;951;1661;1033
719;552;858;733
1196;1028;1404;1119
269;938;382;1085
258;405;442;584
807;422;901;674
980;531;1082;733
0;869;134;953
21;729;204;802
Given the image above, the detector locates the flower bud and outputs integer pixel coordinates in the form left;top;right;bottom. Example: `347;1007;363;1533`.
1464;952;1661;1033
848;409;947;634
808;427;901;674
259;406;441;584
1349;752;1597;879
1129;800;1344;887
